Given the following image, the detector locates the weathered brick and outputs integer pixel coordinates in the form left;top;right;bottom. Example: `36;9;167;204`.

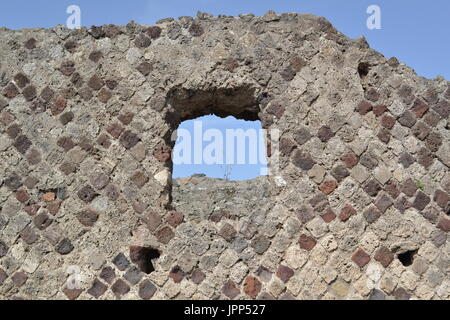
11;272;28;287
319;179;337;195
295;205;315;224
63;287;83;300
113;253;130;271
137;61;153;76
363;179;382;197
111;279;130;297
118;112;134;125
317;126;334;142
331;165;350;182
135;33;151;48
437;218;450;232
433;190;449;209
381;114;396;129
251;235;271;254
156;226;175;244
14;135;32;154
219;223;237;242
339;204;357;222
433;99;449;119
15;188;30;203
60;60;75;76
23;85;37;101
20;226;39;245
356;100;372;115
276;265;294;283
412;99;429;118
24;38;37;49
374;246;394;267
321;208;336;223
425;131;442;152
398;152;416;168
191;268;206;285
166;211;184;228
97;87;112;103
0;240;9;258
124;266;143;285
131;171;149;188
375;193;393;213
363;206;381;224
3;83;19;99
87;278;108;298
293;127;311;145
299;234;316;251
417;147;434;169
169;265;185;283
341;152;359;168
106;122;124;139
412;191;430;211
351;248;371;268
243;276;261;299
120;130;140;149
88;74;104;91
100;266;116;284
372;104;387;116
223;280;240;299
34;212;53;230
13;73;30;88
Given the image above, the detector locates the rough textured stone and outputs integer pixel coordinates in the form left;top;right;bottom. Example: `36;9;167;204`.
352;248;371;268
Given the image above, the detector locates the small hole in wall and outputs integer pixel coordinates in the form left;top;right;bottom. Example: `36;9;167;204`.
397;250;418;267
358;62;370;78
129;246;160;274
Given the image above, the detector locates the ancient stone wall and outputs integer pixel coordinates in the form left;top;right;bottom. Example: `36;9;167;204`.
0;12;449;300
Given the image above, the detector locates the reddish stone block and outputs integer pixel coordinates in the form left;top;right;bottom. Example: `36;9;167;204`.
51;96;67;115
341;152;359;168
374;246;394;267
118;112;134;125
99;266;116;284
57;136;75;152
166;211;184;228
131;171;149;188
317;126;334;142
3;83;19;99
356;100;372;115
319;180;337;195
33;212;53;230
299;234;316;251
243;276;262;299
339;204;357;222
111;279;130;297
63;287;83;300
412;99;429;118
412;191;431;211
351;248;371;268
24;204;40;216
42;192;55;202
381;114;396;129
15;189;29;203
372;104;387;116
96;133;111;149
153;142;172;163
321;208;336;223
76;209;99;227
434;190;449;209
143;211;162;232
20;226;39;245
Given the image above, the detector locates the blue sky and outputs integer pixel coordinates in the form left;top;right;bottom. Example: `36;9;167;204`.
1;0;448;180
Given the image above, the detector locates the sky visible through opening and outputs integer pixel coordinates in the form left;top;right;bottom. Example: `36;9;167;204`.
172;115;268;181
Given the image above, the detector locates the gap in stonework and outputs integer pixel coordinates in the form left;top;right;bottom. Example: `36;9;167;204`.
171;115;268;181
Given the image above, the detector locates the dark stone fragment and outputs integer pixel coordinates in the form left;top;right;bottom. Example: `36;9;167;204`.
398;110;417;128
40;86;55;102
105;79;118;90
70;72;83;88
87;278;107;298
111;279;130;297
24;38;37;49
0;268;8;286
360;152;378;169
20;226;39;245
385;181;400;199
351;248;371;268
299;234;316;251
292;150;315;171
119;130;140;149
88;74;104;91
365;88;380;102
317;126;334;142
368;289;386;300
417;147;434;169
169;265;185;283
60;111;74;125
251;235;271;254
401;178;418;197
118;112;134;125
137;61;153;76
423;110;440;127
64;40;77;53
222;280;240;299
377;128;390;143
90;26;105;39
12;132;30;153
356;100;372;115
276;265;294;283
97;87;112;103
295;205;315;224
373;104;387;116
0;240;9;258
433;99;449;119
113;253;130;271
397;85;414;105
99;266;116;284
3;83;19;99
63;287;83;300
96;133;111;149
425;131;442;152
412;122;430;140
139;280;157;300
412;191;431;211
339;204;357;222
412;99;429;118
57;136;75;152
381;114;396;129
363;206;381;224
434;190;449;209
60;60;75;76
394;287;411;300
189;23;204;37
76;209;99;227
219;223;237;242
374;246;394;267
145;26;161;39
135;34;151;48
124;266;143;285
394;196;411;214
6;123;21;139
13;73;30;88
104;184;120;201
77;185;99;203
266;101;285;119
11;272;28;287
280;66;296;81
363;179;381;197
156;226;175;244
5;173;22;191
293;127;311;146
375;193;393;213
33;212;53;230
331;165;349;182
56;238;74;255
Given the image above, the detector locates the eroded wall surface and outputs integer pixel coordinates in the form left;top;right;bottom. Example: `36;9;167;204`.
0;12;449;300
